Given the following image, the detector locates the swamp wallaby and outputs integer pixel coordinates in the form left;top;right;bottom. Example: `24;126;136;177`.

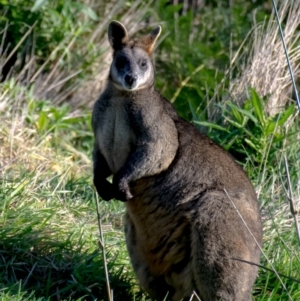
92;21;263;301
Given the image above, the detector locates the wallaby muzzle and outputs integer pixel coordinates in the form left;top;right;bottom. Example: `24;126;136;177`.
124;73;138;89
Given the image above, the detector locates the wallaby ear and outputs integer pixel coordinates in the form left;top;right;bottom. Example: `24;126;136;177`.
141;26;162;55
108;21;129;50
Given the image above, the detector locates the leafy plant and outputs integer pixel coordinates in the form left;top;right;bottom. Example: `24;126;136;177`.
0;0;99;84
26;98;93;152
153;0;270;120
194;89;295;171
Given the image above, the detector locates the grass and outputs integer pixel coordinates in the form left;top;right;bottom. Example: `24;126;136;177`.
230;0;300;116
0;173;132;300
1;1;300;300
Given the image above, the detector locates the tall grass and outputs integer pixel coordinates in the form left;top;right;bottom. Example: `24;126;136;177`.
230;0;300;116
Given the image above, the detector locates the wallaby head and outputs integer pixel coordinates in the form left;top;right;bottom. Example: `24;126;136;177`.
107;21;161;91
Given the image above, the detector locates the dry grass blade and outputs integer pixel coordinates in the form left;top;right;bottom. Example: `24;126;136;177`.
272;0;300;113
284;155;300;246
231;258;300;284
95;192;113;301
2;21;37;68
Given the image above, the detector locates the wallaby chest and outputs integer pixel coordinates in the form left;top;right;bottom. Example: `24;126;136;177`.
95;95;135;174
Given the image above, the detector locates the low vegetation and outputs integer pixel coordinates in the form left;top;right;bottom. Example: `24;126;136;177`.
0;0;300;300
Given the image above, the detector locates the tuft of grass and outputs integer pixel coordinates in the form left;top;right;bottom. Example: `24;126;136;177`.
0;172;134;300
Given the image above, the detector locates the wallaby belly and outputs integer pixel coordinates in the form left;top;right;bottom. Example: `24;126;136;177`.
96;100;134;174
125;198;194;300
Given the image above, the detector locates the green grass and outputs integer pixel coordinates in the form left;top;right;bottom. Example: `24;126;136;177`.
0;173;134;300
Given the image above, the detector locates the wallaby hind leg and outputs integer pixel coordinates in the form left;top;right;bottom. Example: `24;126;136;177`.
191;191;259;301
124;213;175;300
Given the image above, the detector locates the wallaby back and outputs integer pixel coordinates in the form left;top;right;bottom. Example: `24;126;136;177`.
92;21;263;301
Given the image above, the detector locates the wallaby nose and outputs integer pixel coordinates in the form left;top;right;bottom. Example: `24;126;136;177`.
125;73;138;88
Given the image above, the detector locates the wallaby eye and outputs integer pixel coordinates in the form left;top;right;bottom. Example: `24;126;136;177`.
139;59;148;70
115;56;128;70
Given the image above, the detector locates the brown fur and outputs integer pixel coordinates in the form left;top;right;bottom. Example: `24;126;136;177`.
92;21;263;301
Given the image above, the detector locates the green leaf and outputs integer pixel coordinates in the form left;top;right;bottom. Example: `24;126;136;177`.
224;117;244;129
83;7;98;21
277;105;295;126
193;121;229;132
222;136;239;150
265;105;294;135
244;138;260;152
227;103;258;124
28;99;35;112
31;0;48;12
228;104;243;124
36;111;48;131
265;120;276;135
241;127;257;140
250;88;265;126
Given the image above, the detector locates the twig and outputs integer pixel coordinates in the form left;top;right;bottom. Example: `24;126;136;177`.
224;188;293;301
3;21;37;68
45;69;83;92
272;0;300;113
284;155;300;246
95;192;113;301
41;34;78;89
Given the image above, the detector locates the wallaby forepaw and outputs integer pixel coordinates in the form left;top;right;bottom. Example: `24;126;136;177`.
113;177;133;202
119;182;133;201
124;186;133;200
115;187;132;202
